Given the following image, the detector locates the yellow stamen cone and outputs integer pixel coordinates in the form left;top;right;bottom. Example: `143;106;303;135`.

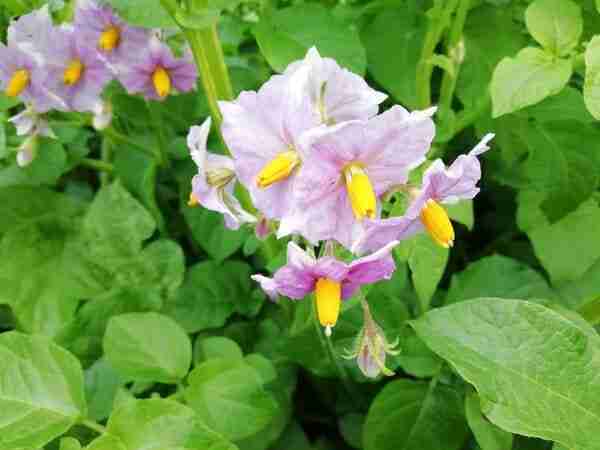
420;199;455;248
64;60;84;86
256;150;300;188
5;69;30;97
344;164;376;220
152;66;171;98
99;26;121;52
188;192;199;207
315;278;342;336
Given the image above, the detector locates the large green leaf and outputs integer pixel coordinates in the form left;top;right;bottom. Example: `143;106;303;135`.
0;139;67;188
0;332;86;449
185;358;278;441
584;35;600;119
491;47;572;117
412;298;600;450
104;312;192;383
253;3;366;75
361;7;426;109
465;392;513;450
105;0;175;28
363;379;468;450
445;254;555;304
525;0;582;57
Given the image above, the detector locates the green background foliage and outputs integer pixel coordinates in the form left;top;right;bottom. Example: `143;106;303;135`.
2;0;600;449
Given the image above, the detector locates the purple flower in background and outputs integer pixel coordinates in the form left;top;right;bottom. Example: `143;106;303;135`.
0;44;62;112
9;107;55;138
74;0;150;68
283;47;387;124
219;46;386;221
7;6;54;61
278;106;436;249
44;27;113;112
354;133;494;254
119;37;197;101
188;118;256;230
252;240;398;335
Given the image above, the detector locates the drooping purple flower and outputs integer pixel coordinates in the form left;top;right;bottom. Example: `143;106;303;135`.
0;44;62;113
278;106;436;249
9;107;55;138
44;27;113;112
119;37;197;101
188;118;256;230
252;240;398;334
219;46;387;221
74;0;150;68
7;6;54;62
354;133;495;254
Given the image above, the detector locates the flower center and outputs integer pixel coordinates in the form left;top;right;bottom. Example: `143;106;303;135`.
99;25;121;52
206;168;235;188
256;150;300;188
63;60;84;86
420;199;455;248
315;277;341;336
344;164;376;220
5;69;30;97
152;66;171;98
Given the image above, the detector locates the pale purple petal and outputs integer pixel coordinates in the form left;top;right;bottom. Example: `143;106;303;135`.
357;343;385;378
255;216;270;240
188;118;211;170
251;275;279;301
353;216;423;255
7;6;54;60
272;265;317;300
312;257;349;282
9;109;54;138
286;242;317;270
342;241;399;298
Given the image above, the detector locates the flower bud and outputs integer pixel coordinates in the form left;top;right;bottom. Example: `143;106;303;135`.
16;136;39;167
93;101;113;131
255;216;270;240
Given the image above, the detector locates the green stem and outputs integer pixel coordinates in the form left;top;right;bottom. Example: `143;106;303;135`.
578;297;600;326
146;101;170;167
100;137;112;186
438;0;470;123
81;419;107;435
102;127;155;158
80;158;114;173
416;0;460;109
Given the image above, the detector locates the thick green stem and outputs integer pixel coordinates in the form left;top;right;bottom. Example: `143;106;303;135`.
416;0;460;109
438;0;470;123
100;138;112;186
81;158;114;173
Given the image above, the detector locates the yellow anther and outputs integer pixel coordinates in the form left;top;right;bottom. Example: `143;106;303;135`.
99;26;121;52
344;164;376;220
152;66;171;98
256;150;300;188
420;199;455;248
206;168;235;188
315;278;342;336
188;192;199;207
5;69;30;97
64;60;84;86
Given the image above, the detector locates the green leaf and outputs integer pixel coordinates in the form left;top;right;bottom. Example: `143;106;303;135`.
520;86;595;123
185;358;278;441
465;392;513;450
253;3;366;75
396;234;449;313
0;332;86;449
175;7;221;29
85;358;127;422
105;0;175;28
412;298;600;450
60;437;82;450
106;399;236;450
195;336;244;364
85;435;127;450
584;35;600;119
363;379;468;450
491;47;572;118
446;200;474;230
528;199;600;284
0;139;67;188
525;0;582;57
104;312;192;383
361;7;426;109
445;254;555;304
395;328;442;378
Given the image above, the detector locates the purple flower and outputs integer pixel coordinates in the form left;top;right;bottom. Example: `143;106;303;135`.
188;118;256;230
278;106;436;249
219;47;386;221
252;240;398;334
354;133;494;254
119;37;197;101
9;107;55;138
7;6;54;61
74;1;150;68
282;47;387;124
44;27;113;112
0;44;61;113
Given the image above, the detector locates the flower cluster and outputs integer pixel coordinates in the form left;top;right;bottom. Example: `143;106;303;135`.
187;46;493;360
2;2;197;165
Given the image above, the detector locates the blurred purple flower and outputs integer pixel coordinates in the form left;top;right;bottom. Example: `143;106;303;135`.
278;106;436;249
188;118;256;230
74;0;150;68
44;27;113;112
7;6;54;61
354;133;494;254
252;240;398;334
9;107;55;138
119;37;197;101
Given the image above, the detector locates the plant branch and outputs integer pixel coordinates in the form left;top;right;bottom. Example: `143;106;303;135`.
80;158;114;173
